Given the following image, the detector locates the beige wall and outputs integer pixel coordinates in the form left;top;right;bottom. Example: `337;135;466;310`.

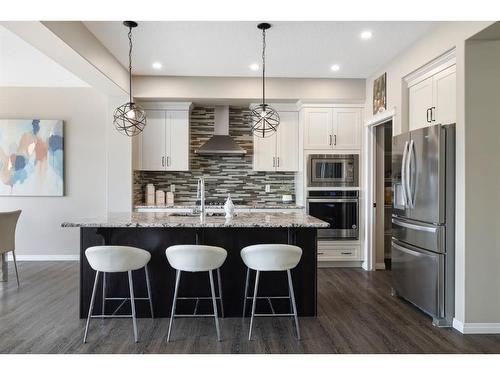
0;87;108;257
133;76;366;103
464;40;500;323
364;21;497;328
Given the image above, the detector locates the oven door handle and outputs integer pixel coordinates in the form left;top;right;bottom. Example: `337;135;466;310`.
307;198;358;203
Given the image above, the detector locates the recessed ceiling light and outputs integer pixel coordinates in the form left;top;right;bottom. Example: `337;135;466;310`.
152;62;162;70
330;64;340;72
249;63;259;71
360;30;373;40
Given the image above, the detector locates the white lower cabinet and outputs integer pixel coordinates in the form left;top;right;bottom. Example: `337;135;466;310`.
317;242;362;262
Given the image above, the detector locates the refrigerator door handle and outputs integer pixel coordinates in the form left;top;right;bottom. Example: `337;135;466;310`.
405;139;415;208
392;218;437;233
401;141;409;207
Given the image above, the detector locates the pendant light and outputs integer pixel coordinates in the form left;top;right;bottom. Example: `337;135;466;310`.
250;23;280;138
113;21;146;137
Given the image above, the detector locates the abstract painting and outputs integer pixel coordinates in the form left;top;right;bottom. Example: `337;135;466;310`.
373;72;387;115
0;119;64;196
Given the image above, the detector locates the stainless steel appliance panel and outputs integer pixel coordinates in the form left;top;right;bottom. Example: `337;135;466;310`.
307;154;359;187
392;240;444;317
392;217;446;254
392;132;410;216
406;125;446;224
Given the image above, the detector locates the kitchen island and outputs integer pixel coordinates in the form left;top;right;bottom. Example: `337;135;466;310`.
62;211;328;318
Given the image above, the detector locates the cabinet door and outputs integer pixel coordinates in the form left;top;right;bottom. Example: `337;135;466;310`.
166;110;190;171
276;111;299;171
253;132;277;171
140;110;166;170
433;64;456;125
332;108;361;149
303;108;333;149
408;76;434;131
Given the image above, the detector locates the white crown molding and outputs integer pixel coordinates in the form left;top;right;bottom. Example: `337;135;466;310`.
249;102;300;112
404;48;456;87
453;318;500;334
137;101;193;111
6;254;79;261
296;100;365;109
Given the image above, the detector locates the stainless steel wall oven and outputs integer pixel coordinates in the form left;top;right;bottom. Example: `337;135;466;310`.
307;190;359;240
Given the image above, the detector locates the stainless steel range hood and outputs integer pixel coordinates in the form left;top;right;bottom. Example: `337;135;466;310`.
195;106;247;155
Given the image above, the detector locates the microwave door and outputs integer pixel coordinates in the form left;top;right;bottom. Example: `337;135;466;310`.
392;133;410;217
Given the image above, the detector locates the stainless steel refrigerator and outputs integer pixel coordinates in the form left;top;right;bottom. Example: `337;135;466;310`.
391;123;455;327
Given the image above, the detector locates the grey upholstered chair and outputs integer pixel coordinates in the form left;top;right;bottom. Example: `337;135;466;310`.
0;210;22;286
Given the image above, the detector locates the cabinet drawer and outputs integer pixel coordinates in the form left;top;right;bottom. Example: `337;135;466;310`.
317;243;361;261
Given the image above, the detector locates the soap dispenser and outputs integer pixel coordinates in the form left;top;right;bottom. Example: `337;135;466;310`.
224;193;235;218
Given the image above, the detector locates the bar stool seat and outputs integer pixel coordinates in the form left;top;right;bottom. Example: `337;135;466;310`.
84;246;154;343
241;244;302;340
165;245;227;342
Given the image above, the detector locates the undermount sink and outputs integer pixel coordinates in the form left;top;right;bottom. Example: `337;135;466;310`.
168;212;231;217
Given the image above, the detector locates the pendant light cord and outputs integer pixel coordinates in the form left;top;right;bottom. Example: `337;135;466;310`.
262;28;266;107
128;26;133;104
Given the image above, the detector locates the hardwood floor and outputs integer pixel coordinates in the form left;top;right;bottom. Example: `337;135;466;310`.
1;261;499;354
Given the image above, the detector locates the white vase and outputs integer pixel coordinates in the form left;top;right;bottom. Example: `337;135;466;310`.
224;194;235;218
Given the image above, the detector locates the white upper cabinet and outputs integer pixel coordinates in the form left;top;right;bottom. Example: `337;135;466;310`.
303;107;362;150
409;76;434;131
333;108;362;150
139;109;190;171
253;111;299;172
140;110;166;171
433;64;456;125
303;108;333;149
408;61;456;131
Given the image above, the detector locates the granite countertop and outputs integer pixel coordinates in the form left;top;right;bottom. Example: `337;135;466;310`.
134;204;304;210
61;211;328;228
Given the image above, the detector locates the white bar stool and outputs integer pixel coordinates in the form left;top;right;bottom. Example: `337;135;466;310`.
241;244;302;340
84;246;153;343
165;245;227;342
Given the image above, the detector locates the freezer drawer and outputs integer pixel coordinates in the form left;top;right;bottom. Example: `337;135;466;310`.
391;240;444;318
392;217;446;253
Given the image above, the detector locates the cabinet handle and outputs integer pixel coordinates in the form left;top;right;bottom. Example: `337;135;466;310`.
341;251;352;255
431;107;436;122
167;156;170;166
277;157;280;167
329;134;332;145
272;157;276;167
334;135;337;146
318;252;325;255
426;108;431;123
162;156;165;167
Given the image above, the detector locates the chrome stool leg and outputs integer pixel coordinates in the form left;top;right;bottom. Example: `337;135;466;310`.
216;268;224;318
242;267;250;318
145;265;154;318
287;270;300;340
128;271;138;343
248;270;260;340
12;250;20;287
102;272;106;316
167;270;181;342
83;271;100;343
209;270;221;341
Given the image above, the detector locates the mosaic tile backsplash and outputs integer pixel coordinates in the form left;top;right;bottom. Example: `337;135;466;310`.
133;106;296;206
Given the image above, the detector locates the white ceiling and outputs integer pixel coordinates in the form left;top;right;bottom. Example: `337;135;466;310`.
84;21;439;79
0;25;89;87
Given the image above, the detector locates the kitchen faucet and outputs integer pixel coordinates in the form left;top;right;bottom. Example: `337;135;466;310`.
196;176;206;216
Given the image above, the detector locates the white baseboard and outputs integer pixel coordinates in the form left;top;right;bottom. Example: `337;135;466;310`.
453;318;500;334
6;254;79;261
375;262;386;270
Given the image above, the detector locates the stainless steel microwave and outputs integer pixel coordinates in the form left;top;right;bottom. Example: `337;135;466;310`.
307;154;359;187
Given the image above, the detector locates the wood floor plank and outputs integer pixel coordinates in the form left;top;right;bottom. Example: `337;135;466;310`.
1;261;499;354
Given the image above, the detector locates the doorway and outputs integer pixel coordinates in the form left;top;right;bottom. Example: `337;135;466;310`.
374;121;392;270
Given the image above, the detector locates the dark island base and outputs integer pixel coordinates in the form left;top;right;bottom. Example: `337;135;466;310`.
80;227;317;318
